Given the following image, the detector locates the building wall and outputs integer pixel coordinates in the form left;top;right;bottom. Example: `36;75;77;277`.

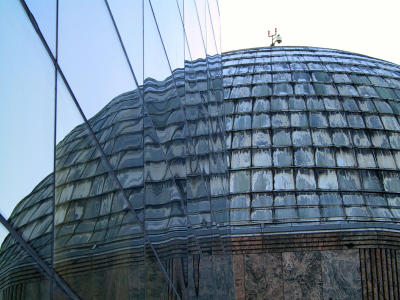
3;37;400;299
3;236;400;299
233;250;361;300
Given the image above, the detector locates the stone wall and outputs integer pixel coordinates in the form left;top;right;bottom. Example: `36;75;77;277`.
233;250;361;300
3;231;400;299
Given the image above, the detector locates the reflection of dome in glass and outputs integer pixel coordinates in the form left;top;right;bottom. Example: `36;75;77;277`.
2;46;400;298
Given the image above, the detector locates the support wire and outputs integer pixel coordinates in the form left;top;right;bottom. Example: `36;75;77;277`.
19;0;182;299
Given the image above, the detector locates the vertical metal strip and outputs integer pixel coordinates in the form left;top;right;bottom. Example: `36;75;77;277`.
19;0;181;298
387;249;394;300
148;1;204;256
396;250;400;300
382;248;390;300
175;0;227;254
101;0;189;297
192;0;229;184
365;248;373;300
105;0;202;258
370;248;378;299
376;248;383;299
192;0;231;253
392;249;399;300
205;0;218;56
148;0;222;256
50;0;59;299
141;4;146;299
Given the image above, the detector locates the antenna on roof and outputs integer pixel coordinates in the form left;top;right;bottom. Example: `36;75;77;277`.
268;28;282;47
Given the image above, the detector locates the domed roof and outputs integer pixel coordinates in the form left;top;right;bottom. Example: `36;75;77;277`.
2;46;400;273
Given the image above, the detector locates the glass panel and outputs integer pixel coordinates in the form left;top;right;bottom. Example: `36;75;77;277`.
0;222;52;299
0;0;54;227
55;64;147;298
25;0;57;55
57;0;135;118
144;0;190;298
0;2;82;299
205;0;234;295
54;71;146;297
185;0;234;298
0;5;55;298
150;0;184;72
207;0;221;55
107;0;144;85
54;0;147;294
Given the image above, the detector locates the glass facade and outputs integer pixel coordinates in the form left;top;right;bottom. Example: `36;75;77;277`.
0;1;228;299
2;1;400;300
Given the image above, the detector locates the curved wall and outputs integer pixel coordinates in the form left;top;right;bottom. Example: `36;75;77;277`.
2;46;400;299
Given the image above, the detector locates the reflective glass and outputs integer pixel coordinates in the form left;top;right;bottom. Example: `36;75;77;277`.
57;0;135;118
25;0;57;55
0;223;52;299
0;0;54;231
54;0;147;293
0;7;55;298
10;2;400;298
185;0;234;298
143;1;191;297
107;0;144;84
55;77;146;299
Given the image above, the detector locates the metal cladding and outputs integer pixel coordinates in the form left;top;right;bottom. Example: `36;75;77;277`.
2;46;400;274
224;47;400;234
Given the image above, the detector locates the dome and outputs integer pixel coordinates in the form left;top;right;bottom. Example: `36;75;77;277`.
2;46;400;299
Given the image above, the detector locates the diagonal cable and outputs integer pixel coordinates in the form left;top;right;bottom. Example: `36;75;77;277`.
104;0;205;258
174;0;228;254
148;0;230;254
18;1;182;299
192;0;229;181
50;0;59;299
192;0;228;160
206;0;219;56
0;213;80;300
191;0;232;245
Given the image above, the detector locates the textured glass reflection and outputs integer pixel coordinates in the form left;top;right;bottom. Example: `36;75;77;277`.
2;1;400;297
